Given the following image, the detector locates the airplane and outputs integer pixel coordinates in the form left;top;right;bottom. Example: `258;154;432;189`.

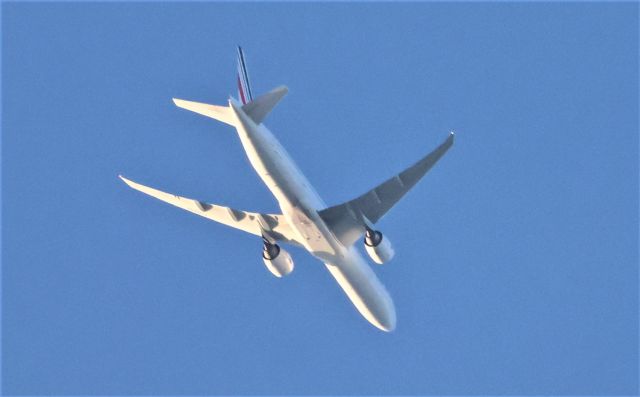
119;46;454;332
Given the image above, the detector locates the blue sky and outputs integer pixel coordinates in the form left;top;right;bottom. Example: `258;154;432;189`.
2;2;638;395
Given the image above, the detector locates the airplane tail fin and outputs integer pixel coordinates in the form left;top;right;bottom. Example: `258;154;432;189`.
235;46;288;124
172;47;287;126
237;46;253;105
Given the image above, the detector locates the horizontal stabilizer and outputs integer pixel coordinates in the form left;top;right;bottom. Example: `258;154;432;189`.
241;85;288;125
172;98;236;126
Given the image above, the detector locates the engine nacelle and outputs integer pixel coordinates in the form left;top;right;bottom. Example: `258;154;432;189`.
364;229;395;265
262;241;294;277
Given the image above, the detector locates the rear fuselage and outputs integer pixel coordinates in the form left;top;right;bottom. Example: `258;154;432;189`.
229;101;396;331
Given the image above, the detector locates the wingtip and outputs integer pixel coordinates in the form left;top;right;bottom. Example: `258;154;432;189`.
118;174;133;186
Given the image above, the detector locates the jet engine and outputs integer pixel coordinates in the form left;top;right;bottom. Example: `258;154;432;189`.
262;239;294;277
364;228;395;265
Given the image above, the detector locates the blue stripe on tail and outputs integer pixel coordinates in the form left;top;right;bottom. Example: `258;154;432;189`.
237;46;253;104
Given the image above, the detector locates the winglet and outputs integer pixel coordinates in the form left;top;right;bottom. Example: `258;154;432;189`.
119;174;144;191
118;174;132;186
446;131;455;145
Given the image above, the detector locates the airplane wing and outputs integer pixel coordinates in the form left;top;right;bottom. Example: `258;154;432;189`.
119;175;302;246
318;132;454;247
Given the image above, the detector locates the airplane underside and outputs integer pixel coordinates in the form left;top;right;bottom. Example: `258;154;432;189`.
120;46;454;331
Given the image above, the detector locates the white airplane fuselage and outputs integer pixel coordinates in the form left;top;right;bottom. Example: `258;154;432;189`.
229;100;396;331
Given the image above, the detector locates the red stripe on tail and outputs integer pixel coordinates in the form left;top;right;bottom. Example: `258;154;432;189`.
237;76;247;105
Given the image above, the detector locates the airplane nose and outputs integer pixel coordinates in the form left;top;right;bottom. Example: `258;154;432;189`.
373;300;397;332
380;311;397;332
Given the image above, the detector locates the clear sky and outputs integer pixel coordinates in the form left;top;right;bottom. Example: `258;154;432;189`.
2;2;638;395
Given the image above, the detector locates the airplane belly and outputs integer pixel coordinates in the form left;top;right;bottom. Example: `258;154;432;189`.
231;104;395;331
285;208;396;331
282;206;337;255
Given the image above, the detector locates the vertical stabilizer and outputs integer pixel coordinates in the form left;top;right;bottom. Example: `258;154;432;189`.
237;46;253;105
